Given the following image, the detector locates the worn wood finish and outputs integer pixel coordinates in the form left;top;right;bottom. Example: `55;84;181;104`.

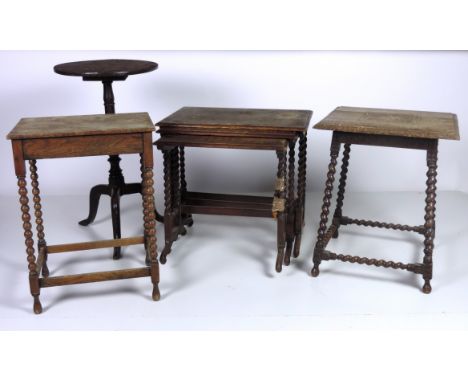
54;60;162;260
156;107;311;272
8;113;154;140
7;113;159;313
315;106;460;140
311;106;457;293
158;106;312;132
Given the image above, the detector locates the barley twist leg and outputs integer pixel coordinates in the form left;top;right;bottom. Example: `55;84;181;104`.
312;135;340;277
160;149;173;264
141;165;160;301
284;140;296;266
422;141;438;294
18;176;42;314
172;147;186;237
29;160;49;277
293;133;307;258
332;143;351;238
274;149;287;273
179;146;193;227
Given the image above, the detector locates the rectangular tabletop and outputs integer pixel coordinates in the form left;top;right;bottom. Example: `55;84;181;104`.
7;112;155;140
314;106;459;140
157;107;312;139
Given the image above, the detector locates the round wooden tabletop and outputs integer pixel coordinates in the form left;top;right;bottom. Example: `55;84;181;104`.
54;59;158;81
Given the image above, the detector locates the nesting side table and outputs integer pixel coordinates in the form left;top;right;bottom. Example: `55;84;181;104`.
7;112;160;314
311;106;459;293
155;107;312;272
54;59;163;261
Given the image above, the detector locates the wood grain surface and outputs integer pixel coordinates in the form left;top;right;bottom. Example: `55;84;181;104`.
7;112;155;140
314;106;459;140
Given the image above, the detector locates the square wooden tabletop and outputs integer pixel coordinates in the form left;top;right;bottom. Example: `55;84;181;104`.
7;112;155;140
314;106;459;140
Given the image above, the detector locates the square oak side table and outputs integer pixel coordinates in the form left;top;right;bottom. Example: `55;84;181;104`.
7;112;160;314
155;107;312;272
311;106;459;293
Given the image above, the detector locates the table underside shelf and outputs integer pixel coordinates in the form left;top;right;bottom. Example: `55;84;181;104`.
182;191;274;218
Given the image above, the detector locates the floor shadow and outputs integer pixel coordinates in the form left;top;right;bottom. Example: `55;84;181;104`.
43;285;149;312
229;240;277;278
161;218;279;298
320;267;421;289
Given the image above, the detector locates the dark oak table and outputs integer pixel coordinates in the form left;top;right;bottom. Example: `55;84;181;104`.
311;106;460;293
7;112;160;314
155;106;312;272
54;59;162;261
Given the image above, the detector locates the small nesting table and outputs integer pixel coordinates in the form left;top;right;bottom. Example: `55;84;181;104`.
7;112;160;314
54;59;163;261
154;107;312;272
311;106;459;293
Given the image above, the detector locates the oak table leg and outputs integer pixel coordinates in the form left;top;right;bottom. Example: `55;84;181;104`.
142;132;160;300
422;140;438;294
180;146;194;227
312;134;340;277
29;160;49;278
274;149;287;273
172;147;186;237
284;140;296;266
17;166;43;314
332;143;351;239
293;133;307;258
160;149;174;264
140;153;160;301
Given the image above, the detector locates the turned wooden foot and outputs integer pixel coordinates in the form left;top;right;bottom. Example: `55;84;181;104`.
422;282;432;294
33;296;42;314
152;284;161;301
311;266;320;277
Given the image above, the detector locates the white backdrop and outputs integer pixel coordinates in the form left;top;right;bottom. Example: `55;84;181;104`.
0;51;466;197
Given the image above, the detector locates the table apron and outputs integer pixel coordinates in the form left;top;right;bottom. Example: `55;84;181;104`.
21;133;145;159
334;131;435;150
